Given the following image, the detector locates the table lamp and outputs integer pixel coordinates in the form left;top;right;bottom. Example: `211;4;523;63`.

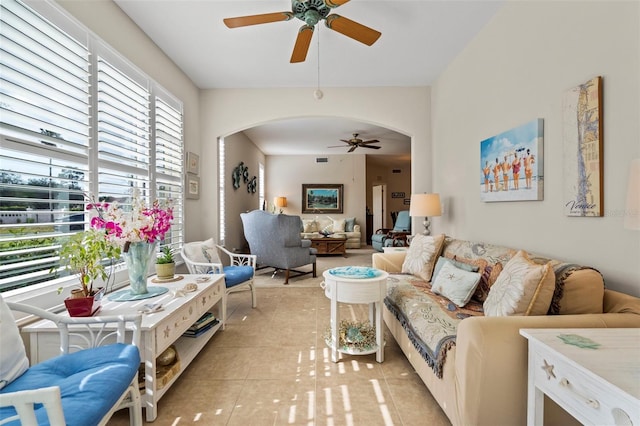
624;159;640;230
274;196;287;214
409;193;442;235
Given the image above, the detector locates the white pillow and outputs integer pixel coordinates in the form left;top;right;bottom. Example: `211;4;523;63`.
401;233;445;281
331;218;346;232
431;262;481;307
201;238;221;264
0;294;29;389
483;250;556;316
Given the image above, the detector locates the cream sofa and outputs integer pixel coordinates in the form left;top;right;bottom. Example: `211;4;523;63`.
300;216;361;249
372;236;640;426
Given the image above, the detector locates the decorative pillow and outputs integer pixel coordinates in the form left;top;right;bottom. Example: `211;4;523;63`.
302;219;318;233
0;294;29;389
401;233;445;281
331;218;346;232
431;262;482;307
483;251;555;316
202;247;221;265
432;256;479;282
344;217;356;232
454;256;503;302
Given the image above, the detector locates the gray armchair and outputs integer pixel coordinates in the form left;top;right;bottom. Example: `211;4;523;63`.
240;210;317;284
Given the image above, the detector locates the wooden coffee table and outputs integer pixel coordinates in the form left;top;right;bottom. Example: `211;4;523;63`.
309;236;346;256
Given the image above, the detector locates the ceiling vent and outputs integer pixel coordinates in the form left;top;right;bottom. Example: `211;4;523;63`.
316;157;328;163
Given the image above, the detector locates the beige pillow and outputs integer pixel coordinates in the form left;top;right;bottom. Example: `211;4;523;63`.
302;219;318;233
483;250;555;316
401;233;445;281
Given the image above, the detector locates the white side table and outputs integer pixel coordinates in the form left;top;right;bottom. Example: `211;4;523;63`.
520;328;640;426
382;246;408;253
322;267;389;363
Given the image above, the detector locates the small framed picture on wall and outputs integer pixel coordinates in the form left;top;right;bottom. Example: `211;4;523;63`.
186;174;200;199
186;152;200;175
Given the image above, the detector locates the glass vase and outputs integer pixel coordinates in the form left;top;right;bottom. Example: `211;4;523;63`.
125;241;157;295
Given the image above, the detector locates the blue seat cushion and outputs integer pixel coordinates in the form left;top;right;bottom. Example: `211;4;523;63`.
0;343;140;426
223;265;254;288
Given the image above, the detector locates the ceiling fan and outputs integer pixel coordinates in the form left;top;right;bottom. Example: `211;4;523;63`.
223;0;381;63
328;133;381;152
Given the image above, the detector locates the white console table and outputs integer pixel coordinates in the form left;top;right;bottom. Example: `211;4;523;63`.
22;274;226;422
520;328;640;426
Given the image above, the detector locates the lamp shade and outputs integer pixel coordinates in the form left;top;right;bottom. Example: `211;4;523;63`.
274;197;287;208
624;159;640;230
409;193;442;217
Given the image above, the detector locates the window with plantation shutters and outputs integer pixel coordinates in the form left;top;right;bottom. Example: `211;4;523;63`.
0;0;185;297
155;95;184;253
0;0;90;292
96;55;151;204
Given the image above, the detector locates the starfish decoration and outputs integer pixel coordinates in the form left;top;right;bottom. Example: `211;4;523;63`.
542;359;556;380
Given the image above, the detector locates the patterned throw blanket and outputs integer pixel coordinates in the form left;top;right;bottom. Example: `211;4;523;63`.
384;274;483;379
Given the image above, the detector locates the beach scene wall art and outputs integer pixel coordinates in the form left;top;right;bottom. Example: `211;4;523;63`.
562;76;603;217
480;118;544;202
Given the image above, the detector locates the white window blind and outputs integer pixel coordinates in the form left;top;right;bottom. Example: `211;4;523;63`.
155;95;183;252
218;138;225;245
0;0;90;292
96;55;151;204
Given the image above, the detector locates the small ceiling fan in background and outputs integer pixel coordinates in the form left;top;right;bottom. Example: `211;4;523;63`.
223;0;381;63
328;133;381;152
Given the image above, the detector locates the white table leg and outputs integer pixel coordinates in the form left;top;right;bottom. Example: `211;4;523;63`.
331;293;338;363
375;301;383;363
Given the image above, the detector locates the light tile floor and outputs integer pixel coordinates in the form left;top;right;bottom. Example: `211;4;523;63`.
109;286;450;425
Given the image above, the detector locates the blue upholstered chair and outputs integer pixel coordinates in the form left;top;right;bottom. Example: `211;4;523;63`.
0;295;143;426
371;210;411;252
240;210;317;284
181;239;256;325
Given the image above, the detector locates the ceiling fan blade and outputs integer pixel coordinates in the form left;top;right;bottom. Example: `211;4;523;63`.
290;25;314;63
325;14;381;46
223;12;293;28
348;146;357;153
327;145;347;148
325;0;351;7
339;139;353;144
360;145;381;149
360;139;380;145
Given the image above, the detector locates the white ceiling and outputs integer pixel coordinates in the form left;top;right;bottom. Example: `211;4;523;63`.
114;0;503;157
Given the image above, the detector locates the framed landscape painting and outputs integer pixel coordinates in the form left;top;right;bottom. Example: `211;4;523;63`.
302;184;343;214
480;118;544;202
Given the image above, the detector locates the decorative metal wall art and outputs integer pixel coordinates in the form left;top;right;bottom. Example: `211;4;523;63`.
232;162;257;193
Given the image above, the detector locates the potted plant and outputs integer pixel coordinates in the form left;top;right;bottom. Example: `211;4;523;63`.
56;228;121;316
155;246;175;280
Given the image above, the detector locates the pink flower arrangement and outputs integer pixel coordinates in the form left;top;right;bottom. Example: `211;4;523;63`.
88;192;173;251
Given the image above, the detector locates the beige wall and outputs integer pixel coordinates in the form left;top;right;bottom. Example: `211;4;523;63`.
223;133;265;252
200;87;431;243
266;154;366;239
431;1;640;296
58;0;203;243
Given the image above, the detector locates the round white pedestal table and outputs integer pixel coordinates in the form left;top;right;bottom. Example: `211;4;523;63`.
322;267;389;363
